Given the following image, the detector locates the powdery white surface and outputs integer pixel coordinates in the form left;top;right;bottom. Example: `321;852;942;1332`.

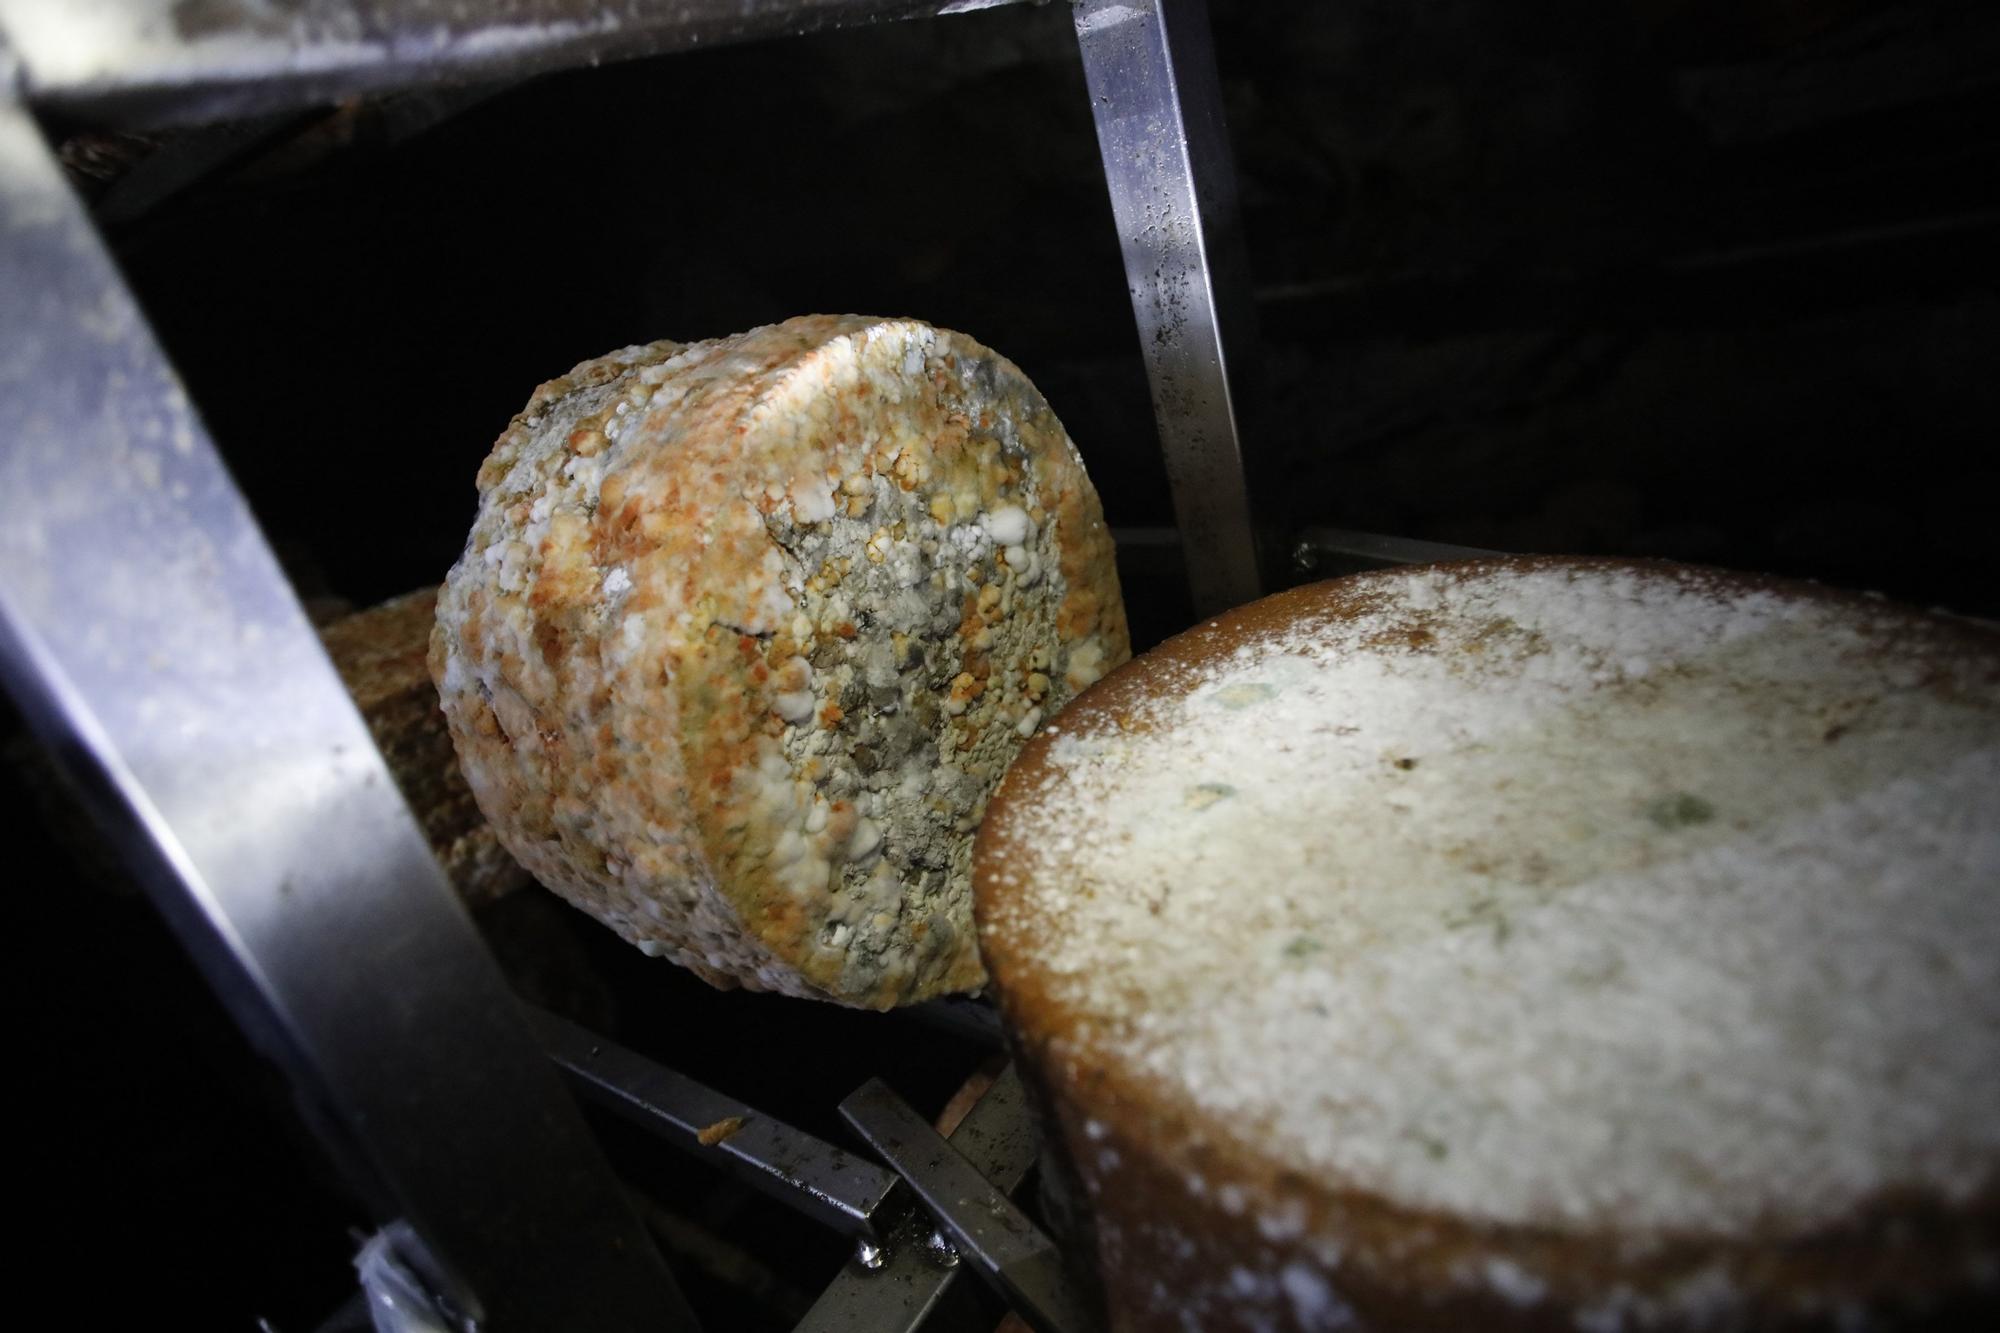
996;564;2000;1237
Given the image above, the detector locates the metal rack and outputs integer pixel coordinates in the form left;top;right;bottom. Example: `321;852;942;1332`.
0;1;1300;1328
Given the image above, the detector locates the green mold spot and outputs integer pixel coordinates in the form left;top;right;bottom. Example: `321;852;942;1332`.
1284;935;1323;959
1402;1129;1449;1160
1214;682;1278;709
1185;781;1237;811
1646;792;1715;830
1444;896;1511;946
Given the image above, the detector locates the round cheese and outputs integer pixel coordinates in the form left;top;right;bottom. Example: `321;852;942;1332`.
432;315;1127;1008
977;558;2000;1329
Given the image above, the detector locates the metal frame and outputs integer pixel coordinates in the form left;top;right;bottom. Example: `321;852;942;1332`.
0;0;1034;127
0;0;1272;1326
841;1080;1100;1333
536;1007;904;1245
528;1015;1066;1333
798;1063;1046;1333
0;33;697;1332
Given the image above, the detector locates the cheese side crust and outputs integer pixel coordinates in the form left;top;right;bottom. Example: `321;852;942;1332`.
320;587;530;908
432;316;1127;1008
977;559;2000;1329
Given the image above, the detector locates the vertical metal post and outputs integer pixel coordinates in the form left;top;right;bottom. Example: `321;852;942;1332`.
1073;0;1264;616
0;40;696;1333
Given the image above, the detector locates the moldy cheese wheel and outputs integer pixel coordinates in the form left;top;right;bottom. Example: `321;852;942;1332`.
432;315;1127;1008
976;558;2000;1330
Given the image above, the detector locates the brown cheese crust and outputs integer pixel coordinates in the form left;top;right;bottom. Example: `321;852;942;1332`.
432;316;1127;1008
319;587;530;907
976;557;2000;1330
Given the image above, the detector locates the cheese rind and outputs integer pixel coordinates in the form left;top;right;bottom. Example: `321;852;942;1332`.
433;316;1127;1008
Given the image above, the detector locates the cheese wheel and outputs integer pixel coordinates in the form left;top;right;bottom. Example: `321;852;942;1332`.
432;316;1127;1008
320;587;530;908
976;559;2000;1329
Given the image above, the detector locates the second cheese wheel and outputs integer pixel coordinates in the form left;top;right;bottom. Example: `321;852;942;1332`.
431;315;1128;1008
976;559;2000;1329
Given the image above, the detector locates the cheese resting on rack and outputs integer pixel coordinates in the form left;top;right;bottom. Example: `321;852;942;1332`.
977;558;2000;1330
432;315;1127;1008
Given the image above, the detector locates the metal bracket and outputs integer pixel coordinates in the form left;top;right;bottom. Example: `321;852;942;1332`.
839;1079;1101;1333
796;1064;1049;1333
536;1007;902;1244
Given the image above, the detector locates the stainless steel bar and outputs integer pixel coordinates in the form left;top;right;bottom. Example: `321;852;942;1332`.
1292;526;1502;572
0;53;695;1332
0;0;1031;129
796;1064;1044;1333
1074;0;1262;618
534;1007;901;1243
839;1079;1100;1333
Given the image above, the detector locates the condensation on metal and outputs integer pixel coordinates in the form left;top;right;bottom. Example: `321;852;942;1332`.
1073;0;1262;617
0;55;695;1330
0;0;1031;126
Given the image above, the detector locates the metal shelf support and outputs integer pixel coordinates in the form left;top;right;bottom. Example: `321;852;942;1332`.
0;0;1032;127
0;39;697;1331
1074;0;1264;616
